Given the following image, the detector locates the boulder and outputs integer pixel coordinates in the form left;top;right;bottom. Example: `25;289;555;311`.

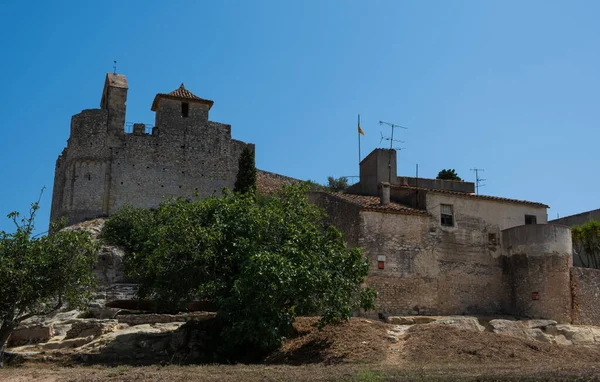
41;336;95;349
525;319;557;329
555;325;596;345
430;316;484;332
387;316;414;325
66;319;118;339
7;325;54;347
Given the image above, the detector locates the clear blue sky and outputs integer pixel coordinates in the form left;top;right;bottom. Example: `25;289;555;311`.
1;0;599;233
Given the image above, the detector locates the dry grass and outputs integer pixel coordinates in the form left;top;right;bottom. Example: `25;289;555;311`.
5;317;600;381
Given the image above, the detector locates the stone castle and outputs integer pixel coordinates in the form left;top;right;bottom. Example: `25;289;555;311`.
51;73;600;327
51;73;253;225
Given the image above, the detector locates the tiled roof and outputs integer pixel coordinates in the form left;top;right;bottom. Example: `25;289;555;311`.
392;184;549;208
315;191;429;216
151;83;214;111
256;170;302;195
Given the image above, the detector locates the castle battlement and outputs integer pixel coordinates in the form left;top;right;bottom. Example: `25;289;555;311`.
50;73;253;226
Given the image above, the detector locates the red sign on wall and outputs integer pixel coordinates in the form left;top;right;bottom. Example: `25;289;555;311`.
532;292;539;300
378;261;385;269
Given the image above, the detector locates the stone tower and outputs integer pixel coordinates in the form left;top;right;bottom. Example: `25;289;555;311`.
50;73;253;226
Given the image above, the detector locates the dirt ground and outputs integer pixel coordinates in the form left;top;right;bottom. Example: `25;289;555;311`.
4;317;600;381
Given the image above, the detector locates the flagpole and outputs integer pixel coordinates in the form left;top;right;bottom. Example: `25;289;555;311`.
358;114;361;165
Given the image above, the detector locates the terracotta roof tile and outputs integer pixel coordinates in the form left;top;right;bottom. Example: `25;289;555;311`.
256;170;302;195
315;191;429;216
151;83;214;111
392;184;549;208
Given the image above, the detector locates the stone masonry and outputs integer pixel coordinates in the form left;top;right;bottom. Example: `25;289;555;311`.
50;73;253;226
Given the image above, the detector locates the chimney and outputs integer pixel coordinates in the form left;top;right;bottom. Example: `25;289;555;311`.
380;182;391;205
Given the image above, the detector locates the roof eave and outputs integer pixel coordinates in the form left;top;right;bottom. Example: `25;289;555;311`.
150;94;215;112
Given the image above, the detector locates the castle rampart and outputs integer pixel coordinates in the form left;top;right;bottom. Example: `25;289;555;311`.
50;73;253;226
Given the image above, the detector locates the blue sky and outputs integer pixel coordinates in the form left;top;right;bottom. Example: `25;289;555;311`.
0;0;599;232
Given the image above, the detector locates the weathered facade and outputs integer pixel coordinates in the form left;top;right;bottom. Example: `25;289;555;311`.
51;73;253;226
310;148;592;324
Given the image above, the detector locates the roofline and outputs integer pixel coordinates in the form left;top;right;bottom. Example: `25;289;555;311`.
151;94;214;111
391;185;549;208
310;190;430;217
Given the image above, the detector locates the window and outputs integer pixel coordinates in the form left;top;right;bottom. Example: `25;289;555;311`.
525;215;537;225
440;204;454;227
181;102;189;118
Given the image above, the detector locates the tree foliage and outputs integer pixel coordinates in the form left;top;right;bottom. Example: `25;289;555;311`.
233;145;257;194
326;176;349;192
101;185;375;356
572;220;600;269
436;169;462;181
0;192;99;367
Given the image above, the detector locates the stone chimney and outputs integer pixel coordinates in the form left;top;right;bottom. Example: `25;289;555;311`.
380;182;391;205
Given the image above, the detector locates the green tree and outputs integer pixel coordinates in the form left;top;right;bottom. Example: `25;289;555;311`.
102;185;375;357
436;169;462;181
326;176;349;192
572;220;600;269
234;145;257;194
0;192;99;367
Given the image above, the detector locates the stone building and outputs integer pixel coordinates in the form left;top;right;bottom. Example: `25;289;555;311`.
550;209;600;267
310;148;600;324
51;73;255;226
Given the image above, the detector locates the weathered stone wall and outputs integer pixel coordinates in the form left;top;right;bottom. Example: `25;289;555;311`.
50;75;253;226
359;211;442;315
308;192;362;247
502;224;573;323
361;194;550;317
571;267;600;325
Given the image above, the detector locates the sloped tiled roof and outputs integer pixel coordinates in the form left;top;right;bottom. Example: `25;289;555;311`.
256;170;302;195
392;184;549;208
314;191;429;216
151;83;214;111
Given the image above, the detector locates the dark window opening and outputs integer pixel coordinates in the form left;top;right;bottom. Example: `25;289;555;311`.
525;215;537;225
440;204;454;227
488;233;497;246
182;102;189;118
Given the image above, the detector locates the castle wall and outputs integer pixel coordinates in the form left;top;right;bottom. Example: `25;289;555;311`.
108;125;249;214
359;211;438;315
307;192;362;248
502;224;572;323
571;267;600;325
50;76;252;226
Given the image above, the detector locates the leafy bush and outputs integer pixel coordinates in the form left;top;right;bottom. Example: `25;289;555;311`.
101;185;375;356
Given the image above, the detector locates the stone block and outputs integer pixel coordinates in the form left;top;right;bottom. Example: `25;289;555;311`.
7;325;54;347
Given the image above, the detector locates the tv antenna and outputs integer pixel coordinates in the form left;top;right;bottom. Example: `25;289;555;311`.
379;120;409;183
470;168;486;194
113;60;117;74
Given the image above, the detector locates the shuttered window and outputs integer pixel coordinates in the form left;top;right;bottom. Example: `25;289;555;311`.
441;204;454;227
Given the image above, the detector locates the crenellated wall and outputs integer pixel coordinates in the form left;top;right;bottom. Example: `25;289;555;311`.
50;73;253;226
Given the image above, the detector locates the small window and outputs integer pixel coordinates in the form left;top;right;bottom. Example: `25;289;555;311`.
440;204;454;227
182;102;189;118
525;215;537;225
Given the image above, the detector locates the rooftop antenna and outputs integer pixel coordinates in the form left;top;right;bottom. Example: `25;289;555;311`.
379;120;408;183
470;168;486;195
113;60;117;75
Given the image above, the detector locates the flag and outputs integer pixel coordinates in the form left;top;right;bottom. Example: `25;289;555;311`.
358;122;365;136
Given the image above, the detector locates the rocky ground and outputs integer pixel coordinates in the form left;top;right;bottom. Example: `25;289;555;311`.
5;313;600;380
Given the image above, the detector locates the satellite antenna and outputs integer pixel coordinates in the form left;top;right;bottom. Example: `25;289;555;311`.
470;168;486;194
